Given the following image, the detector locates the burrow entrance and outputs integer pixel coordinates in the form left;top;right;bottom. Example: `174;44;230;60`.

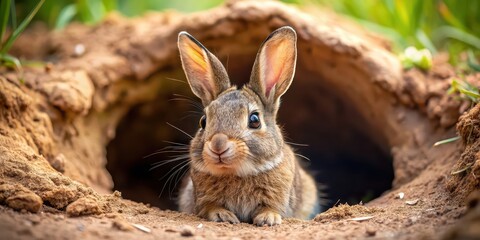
106;53;394;211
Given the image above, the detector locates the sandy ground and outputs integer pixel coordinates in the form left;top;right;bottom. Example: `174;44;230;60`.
1;1;479;239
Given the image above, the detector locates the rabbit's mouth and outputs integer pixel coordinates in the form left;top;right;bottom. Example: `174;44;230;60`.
202;147;238;173
200;140;252;175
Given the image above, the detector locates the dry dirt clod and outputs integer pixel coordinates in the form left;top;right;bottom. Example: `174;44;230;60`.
0;183;43;213
112;218;134;231
180;225;195;237
6;193;43;213
53;214;64;221
66;196;102;217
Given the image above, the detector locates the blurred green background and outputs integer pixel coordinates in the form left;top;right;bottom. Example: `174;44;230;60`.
8;0;480;68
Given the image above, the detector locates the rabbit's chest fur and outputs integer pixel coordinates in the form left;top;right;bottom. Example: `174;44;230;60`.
188;149;304;222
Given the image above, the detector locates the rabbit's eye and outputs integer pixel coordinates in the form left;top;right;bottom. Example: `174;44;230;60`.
248;112;261;129
199;115;206;129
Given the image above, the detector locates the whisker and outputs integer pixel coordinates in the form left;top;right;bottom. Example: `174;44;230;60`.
186;110;203;115
160;145;189;150
168;162;190;199
169;98;203;111
150;155;190;170
172;94;202;106
169;95;203;109
160;161;190;197
295;153;311;161
165;77;187;84
180;113;203;121
163;140;188;146
158;159;189;181
153;150;189;154
285;141;309;147
166;122;193;139
144;148;188;158
172;93;195;100
225;54;230;73
155;149;189;154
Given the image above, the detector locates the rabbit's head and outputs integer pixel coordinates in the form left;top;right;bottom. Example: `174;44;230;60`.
178;27;297;177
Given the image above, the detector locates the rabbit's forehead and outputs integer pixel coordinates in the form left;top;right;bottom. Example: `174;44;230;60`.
209;90;261;113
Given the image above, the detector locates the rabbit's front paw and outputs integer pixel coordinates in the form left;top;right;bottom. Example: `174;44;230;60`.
207;208;240;224
253;210;282;226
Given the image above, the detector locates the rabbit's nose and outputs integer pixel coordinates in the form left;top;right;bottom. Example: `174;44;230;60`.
209;133;229;155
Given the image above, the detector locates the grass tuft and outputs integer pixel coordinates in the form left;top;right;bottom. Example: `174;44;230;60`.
0;0;44;77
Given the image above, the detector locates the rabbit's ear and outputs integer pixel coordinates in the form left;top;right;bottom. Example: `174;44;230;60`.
249;26;297;105
178;32;230;105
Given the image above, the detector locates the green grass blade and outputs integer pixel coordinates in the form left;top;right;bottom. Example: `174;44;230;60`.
103;0;117;12
351;18;407;49
0;0;45;55
55;4;77;29
438;1;465;30
10;0;16;30
433;26;480;50
394;0;410;35
411;0;425;34
467;50;480;72
416;30;437;54
433;136;460;147
0;53;21;70
459;87;480;101
0;0;11;48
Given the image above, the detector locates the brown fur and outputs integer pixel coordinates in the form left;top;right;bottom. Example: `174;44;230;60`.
177;27;319;226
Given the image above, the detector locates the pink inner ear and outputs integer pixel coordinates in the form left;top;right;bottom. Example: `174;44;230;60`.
262;40;290;98
179;37;214;99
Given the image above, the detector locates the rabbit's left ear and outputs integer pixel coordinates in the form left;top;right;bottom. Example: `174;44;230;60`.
178;31;231;106
249;26;297;104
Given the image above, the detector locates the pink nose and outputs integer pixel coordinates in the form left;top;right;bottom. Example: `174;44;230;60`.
209;133;229;155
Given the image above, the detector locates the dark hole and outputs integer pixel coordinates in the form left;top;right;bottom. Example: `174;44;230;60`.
106;56;394;211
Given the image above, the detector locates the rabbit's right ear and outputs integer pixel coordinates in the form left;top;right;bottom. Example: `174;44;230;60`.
249;26;297;106
178;32;231;105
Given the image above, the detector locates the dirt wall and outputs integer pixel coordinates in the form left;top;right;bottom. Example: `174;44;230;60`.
0;0;478;239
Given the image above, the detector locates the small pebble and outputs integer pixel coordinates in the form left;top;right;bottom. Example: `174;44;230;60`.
395;192;405;199
29;216;40;225
76;223;85;232
180;225;195;237
73;44;86;57
405;199;419;206
366;227;376;236
50;154;66;173
44;62;53;73
22;220;33;227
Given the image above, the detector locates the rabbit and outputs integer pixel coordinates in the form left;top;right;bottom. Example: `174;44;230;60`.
176;26;319;226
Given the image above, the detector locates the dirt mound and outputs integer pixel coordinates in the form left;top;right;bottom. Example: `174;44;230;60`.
313;204;381;222
0;0;479;239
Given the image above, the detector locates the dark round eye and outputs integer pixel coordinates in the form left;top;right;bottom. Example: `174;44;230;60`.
199;115;206;129
248;112;261;129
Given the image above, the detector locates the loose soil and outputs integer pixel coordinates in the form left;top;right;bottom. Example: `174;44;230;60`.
1;1;479;239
